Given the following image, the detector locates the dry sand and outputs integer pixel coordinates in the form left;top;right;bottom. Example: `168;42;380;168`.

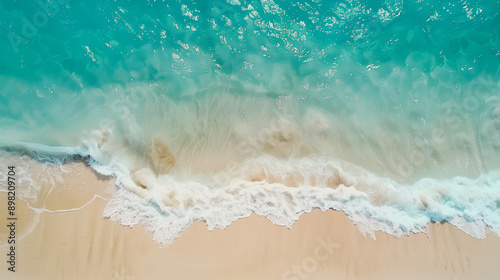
1;163;500;280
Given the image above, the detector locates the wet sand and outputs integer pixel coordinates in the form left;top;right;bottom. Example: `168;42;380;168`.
1;163;500;280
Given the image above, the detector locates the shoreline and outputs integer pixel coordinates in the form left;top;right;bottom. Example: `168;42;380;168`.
1;158;500;279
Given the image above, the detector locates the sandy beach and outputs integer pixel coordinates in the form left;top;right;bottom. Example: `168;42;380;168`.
1;162;500;280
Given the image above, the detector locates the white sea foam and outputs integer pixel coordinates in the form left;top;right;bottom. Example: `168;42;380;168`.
89;145;500;245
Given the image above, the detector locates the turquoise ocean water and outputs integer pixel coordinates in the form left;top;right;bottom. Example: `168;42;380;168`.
1;0;500;244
